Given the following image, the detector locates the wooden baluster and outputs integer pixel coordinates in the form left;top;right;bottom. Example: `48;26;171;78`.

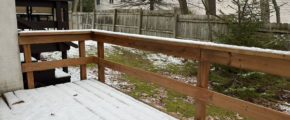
23;44;35;89
98;42;105;82
194;61;210;120
79;41;87;80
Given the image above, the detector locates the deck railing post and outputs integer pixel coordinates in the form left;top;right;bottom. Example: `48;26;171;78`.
98;42;105;82
194;60;210;120
79;41;87;80
23;44;35;89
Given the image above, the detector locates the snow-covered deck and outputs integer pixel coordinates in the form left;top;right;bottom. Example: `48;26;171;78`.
0;80;177;120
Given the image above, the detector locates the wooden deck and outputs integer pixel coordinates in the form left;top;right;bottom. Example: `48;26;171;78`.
16;30;290;120
0;80;177;120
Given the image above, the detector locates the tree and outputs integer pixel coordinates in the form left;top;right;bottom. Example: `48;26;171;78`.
73;0;94;12
178;0;189;14
73;0;79;12
201;0;217;41
116;0;189;13
272;0;280;23
116;0;167;10
260;0;270;23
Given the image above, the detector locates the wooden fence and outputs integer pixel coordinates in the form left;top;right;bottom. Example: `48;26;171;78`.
69;9;290;42
19;30;290;120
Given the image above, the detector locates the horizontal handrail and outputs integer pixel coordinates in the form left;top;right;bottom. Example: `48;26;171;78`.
99;58;290;120
18;30;290;120
22;56;96;72
19;30;290;78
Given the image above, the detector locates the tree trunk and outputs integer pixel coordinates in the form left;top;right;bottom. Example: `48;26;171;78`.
73;0;79;12
149;0;154;10
260;0;270;23
80;0;83;12
272;0;281;23
178;0;189;14
205;0;216;15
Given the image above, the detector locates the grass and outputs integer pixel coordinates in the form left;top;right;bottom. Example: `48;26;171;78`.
104;46;249;119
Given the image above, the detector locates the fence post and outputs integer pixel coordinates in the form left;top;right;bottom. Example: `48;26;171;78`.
113;9;117;32
79;41;87;80
76;13;79;29
173;9;178;38
98;42;105;82
138;9;143;34
93;10;96;29
23;45;34;89
194;59;210;120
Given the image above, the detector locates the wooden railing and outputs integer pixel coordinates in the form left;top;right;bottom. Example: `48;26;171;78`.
19;30;290;120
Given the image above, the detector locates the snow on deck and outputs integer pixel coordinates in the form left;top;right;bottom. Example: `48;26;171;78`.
0;80;177;120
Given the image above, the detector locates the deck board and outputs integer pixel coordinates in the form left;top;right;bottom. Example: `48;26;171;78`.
0;80;177;120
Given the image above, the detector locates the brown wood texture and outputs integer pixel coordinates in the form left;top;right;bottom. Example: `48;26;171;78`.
201;49;290;78
98;42;105;82
92;32;201;60
19;31;91;36
92;32;290;78
18;31;290;120
22;57;95;72
99;58;290;120
79;41;87;80
194;61;210;120
23;45;35;89
18;33;91;45
91;31;290;61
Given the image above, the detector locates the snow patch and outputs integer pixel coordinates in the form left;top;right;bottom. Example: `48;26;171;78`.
280;102;290;113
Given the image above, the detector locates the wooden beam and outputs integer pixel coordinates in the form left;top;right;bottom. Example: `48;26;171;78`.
100;58;213;101
98;42;105;82
99;58;290;120
92;32;290;78
79;41;87;80
194;61;210;120
23;45;34;89
201;49;290;78
19;33;91;45
211;91;290;120
92;32;201;60
22;57;95;72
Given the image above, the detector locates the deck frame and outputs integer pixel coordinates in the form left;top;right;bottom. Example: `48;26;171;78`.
18;30;290;120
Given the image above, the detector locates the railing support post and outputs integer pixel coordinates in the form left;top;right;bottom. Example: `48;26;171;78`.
23;44;34;89
194;60;210;120
98;42;105;82
79;41;87;80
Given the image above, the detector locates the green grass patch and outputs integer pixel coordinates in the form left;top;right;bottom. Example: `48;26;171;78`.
103;46;288;119
122;74;244;119
122;75;159;98
105;46;157;72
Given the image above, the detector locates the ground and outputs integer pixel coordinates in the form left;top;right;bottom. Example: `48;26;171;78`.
41;41;290;120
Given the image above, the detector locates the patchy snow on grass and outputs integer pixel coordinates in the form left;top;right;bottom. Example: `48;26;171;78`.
280;102;290;113
147;53;183;69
